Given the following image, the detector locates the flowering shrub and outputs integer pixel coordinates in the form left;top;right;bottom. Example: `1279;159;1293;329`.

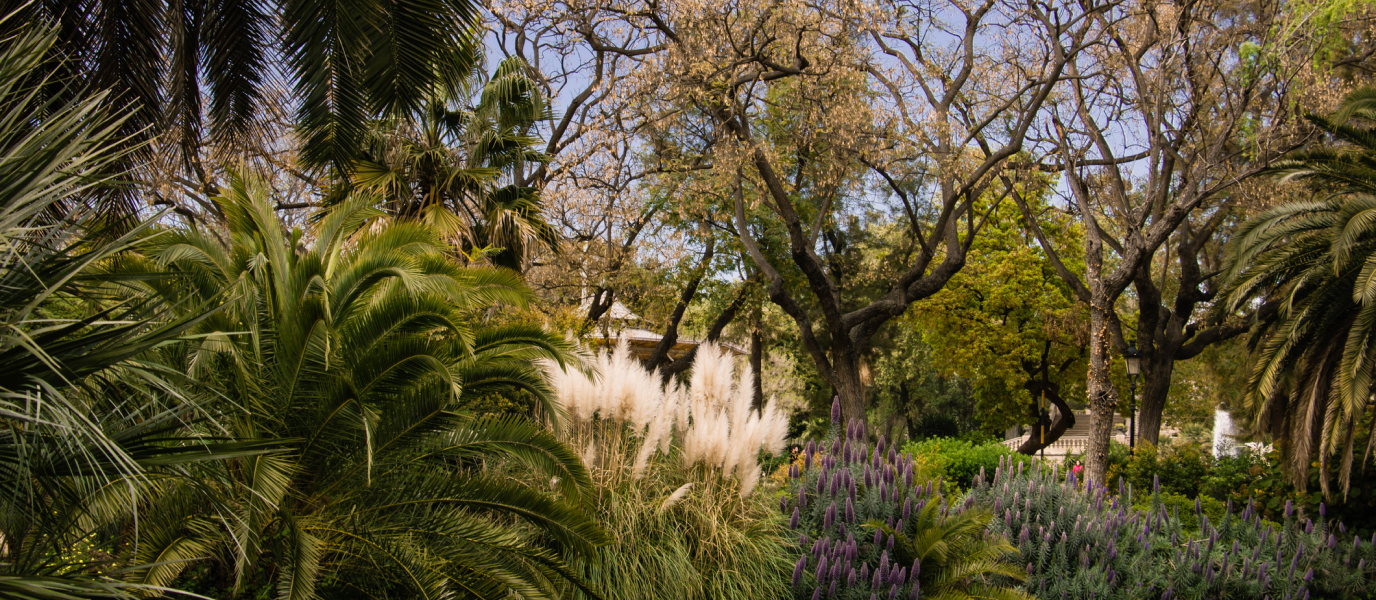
1073;439;1376;535
779;400;1027;600
967;459;1376;599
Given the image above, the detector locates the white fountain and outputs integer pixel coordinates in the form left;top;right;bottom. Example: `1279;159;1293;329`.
1212;402;1237;458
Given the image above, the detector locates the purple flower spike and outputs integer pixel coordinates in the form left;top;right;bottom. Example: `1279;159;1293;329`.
1285;500;1294;518
911;558;920;580
871;562;883;589
1321;502;1327;517
1304;568;1313;581
887;534;895;551
793;556;807;586
889;584;900;600
791;507;801;530
829;581;837;598
831;396;842;425
860;563;869;583
816;555;829;582
848;568;857;587
904;497;913;520
874;527;883;545
812;587;821;600
846;497;855;523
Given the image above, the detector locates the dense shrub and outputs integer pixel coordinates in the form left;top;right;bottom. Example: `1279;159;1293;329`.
1068;439;1376;535
968;459;1376;599
904;437;1033;492
779;404;1028;600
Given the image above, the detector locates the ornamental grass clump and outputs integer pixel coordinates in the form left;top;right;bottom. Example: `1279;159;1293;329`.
967;459;1376;599
542;340;794;600
780;399;1029;600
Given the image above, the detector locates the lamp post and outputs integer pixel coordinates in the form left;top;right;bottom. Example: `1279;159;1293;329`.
1124;340;1141;449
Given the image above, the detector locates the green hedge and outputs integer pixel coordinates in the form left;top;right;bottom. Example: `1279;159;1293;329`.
904;436;1033;491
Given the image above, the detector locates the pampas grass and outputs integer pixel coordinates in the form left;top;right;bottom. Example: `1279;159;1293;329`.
537;340;795;600
546;340;788;496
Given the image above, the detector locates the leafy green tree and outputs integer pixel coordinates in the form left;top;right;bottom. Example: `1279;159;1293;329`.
907;192;1087;452
128;179;605;598
1224;86;1376;499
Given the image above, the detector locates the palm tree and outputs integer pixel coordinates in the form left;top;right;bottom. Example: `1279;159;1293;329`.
882;500;1031;600
0;18;277;598
128;177;604;598
2;0;481;199
1223;86;1376;498
351;56;558;271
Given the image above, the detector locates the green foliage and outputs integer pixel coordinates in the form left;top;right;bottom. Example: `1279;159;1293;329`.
1107;443;1216;500
352;56;557;271
561;426;794;600
0;19;279;599
781;410;1030;600
1224;87;1376;497
1071;437;1376;536
904;437;1034;493
969;460;1376;599
7;0;484;175
903;183;1087;435
869;328;986;440
125;180;605;598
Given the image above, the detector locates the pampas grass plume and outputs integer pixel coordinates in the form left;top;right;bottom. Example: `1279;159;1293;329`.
658;483;694;513
548;340;788;496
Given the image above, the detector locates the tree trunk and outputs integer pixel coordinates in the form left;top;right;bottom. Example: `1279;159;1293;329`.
1136;357;1174;446
832;345;867;429
1084;302;1120;486
1016;382;1076;455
